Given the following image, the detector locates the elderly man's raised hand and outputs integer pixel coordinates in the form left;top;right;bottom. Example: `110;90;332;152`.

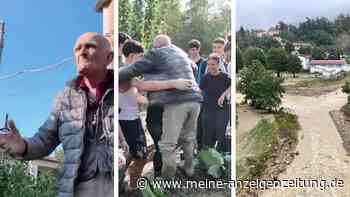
0;120;26;155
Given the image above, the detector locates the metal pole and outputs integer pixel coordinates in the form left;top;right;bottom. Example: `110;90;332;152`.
0;21;5;64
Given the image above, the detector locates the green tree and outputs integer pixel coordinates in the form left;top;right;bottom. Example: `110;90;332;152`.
118;0;132;35
173;0;210;54
312;30;334;46
236;46;244;73
130;0;145;41
276;21;289;32
238;60;266;101
287;54;302;78
248;71;284;111
239;60;284;111
311;46;327;60
237;26;252;51
336;33;350;54
298;46;312;55
327;47;341;60
342;81;350;103
284;42;295;54
280;31;297;42
120;0;230;55
0;160;57;197
243;47;266;67
171;0;231;55
267;47;288;77
151;0;184;50
256;35;281;51
143;0;159;49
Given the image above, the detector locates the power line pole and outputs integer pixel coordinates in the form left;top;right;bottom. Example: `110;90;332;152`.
0;21;5;64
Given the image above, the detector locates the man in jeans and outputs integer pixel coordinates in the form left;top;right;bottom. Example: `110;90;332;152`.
0;32;114;197
119;34;202;177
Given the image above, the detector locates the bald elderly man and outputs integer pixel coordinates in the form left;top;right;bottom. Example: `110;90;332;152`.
119;35;202;178
0;32;114;197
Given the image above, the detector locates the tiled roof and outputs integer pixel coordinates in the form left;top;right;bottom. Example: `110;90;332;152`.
310;60;346;65
95;0;112;12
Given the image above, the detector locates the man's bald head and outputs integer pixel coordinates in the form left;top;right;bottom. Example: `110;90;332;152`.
74;32;114;77
153;34;171;48
75;32;112;54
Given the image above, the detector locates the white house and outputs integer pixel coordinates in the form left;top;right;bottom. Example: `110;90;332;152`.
298;55;311;70
309;59;350;78
28;157;60;178
256;28;280;38
0;148;60;178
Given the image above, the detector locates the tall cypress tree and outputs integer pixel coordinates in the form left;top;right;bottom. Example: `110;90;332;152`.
130;0;145;41
143;0;159;49
119;0;132;35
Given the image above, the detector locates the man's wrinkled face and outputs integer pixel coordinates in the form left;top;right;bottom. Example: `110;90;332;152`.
74;34;110;76
188;47;200;57
212;43;225;55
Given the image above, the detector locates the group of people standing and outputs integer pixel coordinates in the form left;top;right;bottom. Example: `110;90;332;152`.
118;33;231;196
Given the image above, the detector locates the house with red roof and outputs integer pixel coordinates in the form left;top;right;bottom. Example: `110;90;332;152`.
309;59;350;78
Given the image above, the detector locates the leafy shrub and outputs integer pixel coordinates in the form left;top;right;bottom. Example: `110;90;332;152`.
196;148;230;179
239;61;285;111
0;160;57;197
342;80;350;103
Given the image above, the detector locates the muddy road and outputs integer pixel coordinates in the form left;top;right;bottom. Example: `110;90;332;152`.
261;90;350;197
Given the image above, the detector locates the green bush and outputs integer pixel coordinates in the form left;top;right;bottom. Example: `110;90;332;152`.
342;80;350;103
196;148;230;179
237;119;276;181
275;111;301;143
0;160;57;197
239;61;284;111
237;112;300;182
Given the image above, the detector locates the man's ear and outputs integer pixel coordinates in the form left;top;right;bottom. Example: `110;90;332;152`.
107;52;114;64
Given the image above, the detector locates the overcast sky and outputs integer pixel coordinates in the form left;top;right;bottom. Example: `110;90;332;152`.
236;0;350;30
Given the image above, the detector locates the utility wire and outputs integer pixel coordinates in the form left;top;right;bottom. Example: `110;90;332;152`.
0;57;73;80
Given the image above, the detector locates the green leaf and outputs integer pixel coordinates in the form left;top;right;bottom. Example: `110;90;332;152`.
207;165;223;178
141;180;158;197
197;148;225;170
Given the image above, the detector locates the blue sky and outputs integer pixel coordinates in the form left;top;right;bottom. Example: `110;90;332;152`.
0;1;102;137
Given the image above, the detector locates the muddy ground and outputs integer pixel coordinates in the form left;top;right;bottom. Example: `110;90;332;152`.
237;88;350;196
330;108;350;156
284;85;340;97
260;90;350;197
237;104;299;197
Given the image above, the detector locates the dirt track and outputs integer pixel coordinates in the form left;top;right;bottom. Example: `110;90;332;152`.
261;90;350;197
